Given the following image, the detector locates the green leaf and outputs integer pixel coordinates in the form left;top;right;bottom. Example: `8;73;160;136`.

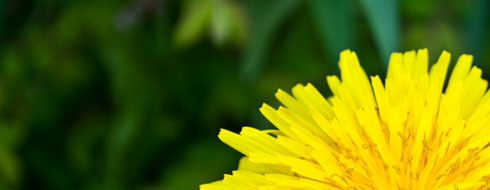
240;0;300;80
174;0;213;49
308;0;355;61
159;139;240;189
209;0;233;46
209;0;250;47
228;1;250;47
359;0;400;67
466;0;490;68
0;148;20;185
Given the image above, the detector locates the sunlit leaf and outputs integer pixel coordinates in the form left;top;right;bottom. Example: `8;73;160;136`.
209;0;233;46
211;0;250;47
174;0;213;49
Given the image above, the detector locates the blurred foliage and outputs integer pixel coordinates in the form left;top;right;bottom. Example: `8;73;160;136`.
0;0;489;189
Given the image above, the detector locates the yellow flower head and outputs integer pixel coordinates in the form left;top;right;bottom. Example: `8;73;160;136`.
201;49;490;190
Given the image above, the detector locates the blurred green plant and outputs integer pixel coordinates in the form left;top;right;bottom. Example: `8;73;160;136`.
173;0;249;49
0;0;488;189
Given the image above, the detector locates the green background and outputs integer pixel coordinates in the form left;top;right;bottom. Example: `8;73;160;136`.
0;0;489;189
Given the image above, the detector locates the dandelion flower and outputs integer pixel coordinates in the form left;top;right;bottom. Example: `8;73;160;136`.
200;49;490;190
